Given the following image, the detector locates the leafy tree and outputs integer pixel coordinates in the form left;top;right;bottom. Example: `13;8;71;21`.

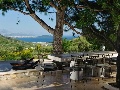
20;49;33;59
62;36;92;53
77;36;91;51
35;44;42;55
0;0;84;54
62;38;71;52
71;36;91;52
73;0;120;87
98;1;120;86
42;46;53;54
16;46;24;52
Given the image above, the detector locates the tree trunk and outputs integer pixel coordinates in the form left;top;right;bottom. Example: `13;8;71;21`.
53;11;64;55
116;49;120;87
53;28;63;54
25;0;66;55
116;25;120;87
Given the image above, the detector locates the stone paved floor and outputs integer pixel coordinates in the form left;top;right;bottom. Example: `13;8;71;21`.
0;70;118;90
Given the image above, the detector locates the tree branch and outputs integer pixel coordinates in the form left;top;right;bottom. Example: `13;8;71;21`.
90;25;116;49
24;0;35;14
4;0;54;35
30;13;54;35
23;0;54;35
65;21;82;35
5;5;29;15
116;24;120;51
49;1;59;11
76;5;104;12
75;0;104;12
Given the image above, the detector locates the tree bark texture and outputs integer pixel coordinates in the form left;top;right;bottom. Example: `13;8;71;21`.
116;53;120;87
116;44;120;87
53;10;65;54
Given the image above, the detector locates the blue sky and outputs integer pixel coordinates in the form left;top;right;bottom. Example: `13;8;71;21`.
0;10;74;36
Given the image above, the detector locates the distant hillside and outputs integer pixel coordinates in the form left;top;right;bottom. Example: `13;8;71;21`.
0;34;33;53
0;29;34;37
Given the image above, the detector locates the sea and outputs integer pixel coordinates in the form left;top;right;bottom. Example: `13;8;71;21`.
15;35;76;43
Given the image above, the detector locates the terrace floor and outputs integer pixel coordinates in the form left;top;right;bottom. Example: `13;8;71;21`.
0;70;118;90
0;51;118;90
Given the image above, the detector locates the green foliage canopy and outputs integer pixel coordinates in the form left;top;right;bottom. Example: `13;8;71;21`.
72;0;120;51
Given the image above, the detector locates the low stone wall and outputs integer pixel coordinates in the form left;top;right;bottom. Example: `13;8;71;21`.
0;69;43;80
